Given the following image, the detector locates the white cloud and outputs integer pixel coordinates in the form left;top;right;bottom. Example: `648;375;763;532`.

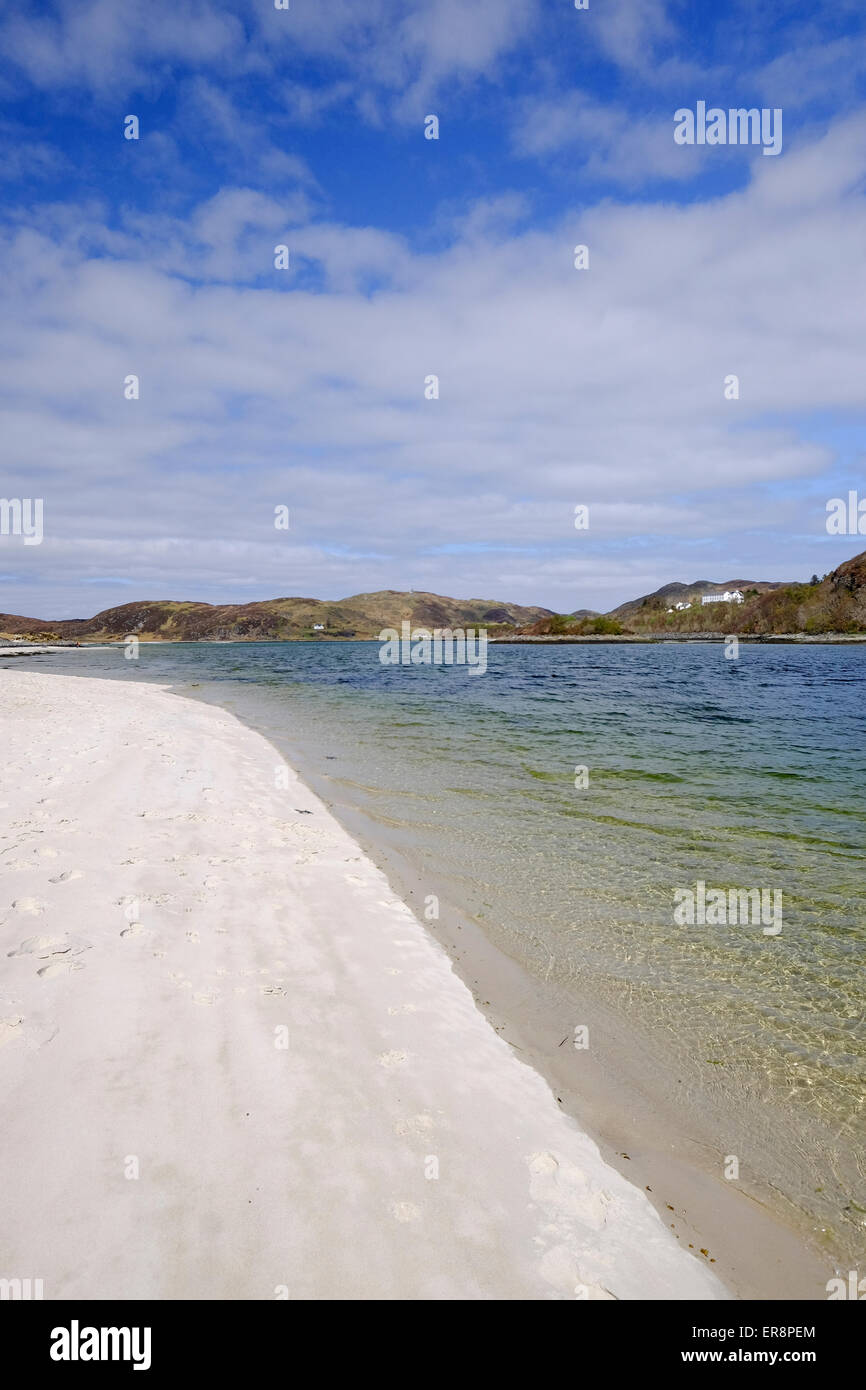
512;90;713;184
176;79;319;190
2;117;866;615
591;0;675;75
1;0;244;93
0;0;540;118
0;124;64;182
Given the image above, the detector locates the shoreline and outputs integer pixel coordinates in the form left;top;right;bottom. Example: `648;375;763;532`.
0;668;727;1300
492;633;866;643
226;700;836;1302
174;674;842;1301
3;630;866;655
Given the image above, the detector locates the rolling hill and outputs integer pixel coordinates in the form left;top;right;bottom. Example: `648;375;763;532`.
4;551;866;644
0;591;554;643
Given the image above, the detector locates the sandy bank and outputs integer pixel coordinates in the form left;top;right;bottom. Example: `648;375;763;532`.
0;670;725;1299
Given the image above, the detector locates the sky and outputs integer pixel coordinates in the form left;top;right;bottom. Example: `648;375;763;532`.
1;0;865;617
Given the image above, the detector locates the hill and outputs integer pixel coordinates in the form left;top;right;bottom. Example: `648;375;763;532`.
5;552;866;644
511;548;866;638
609;578;787;622
617;554;866;634
0;592;553;644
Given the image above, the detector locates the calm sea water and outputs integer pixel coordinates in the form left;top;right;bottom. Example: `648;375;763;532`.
5;640;865;1253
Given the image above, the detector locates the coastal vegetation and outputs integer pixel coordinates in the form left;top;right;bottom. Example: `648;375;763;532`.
2;549;864;643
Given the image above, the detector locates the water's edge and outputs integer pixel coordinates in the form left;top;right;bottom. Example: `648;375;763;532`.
179;677;836;1301
5;647;859;1300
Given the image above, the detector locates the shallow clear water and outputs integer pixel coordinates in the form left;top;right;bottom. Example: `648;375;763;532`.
6;640;865;1252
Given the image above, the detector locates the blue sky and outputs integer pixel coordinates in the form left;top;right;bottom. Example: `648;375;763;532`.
1;0;865;616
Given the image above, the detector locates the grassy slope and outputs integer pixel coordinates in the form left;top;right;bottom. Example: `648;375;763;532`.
0;592;554;643
514;549;866;638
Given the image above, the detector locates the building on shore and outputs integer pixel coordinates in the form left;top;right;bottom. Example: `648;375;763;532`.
701;589;744;605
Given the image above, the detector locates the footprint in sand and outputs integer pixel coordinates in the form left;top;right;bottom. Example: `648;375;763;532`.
387;1003;419;1016
37;959;84;979
8;934;91;961
0;1015;23;1048
377;1050;410;1069
390;1202;422;1223
394;1114;435;1137
11;899;45;916
192;991;219;1006
186;930;200;944
49;870;84;884
120;923;147;938
526;1152;613;1233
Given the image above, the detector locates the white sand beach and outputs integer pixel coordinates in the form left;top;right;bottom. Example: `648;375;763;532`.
0;670;726;1300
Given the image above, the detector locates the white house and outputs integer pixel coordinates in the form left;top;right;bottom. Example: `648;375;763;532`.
674;601;691;611
312;623;325;631
701;590;744;605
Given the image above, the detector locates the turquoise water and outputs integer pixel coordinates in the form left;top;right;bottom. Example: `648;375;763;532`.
5;640;865;1254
